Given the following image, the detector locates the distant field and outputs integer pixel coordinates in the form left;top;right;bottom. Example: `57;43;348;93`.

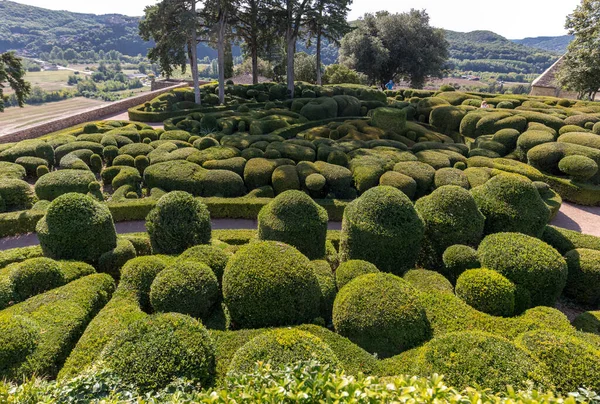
0;97;106;135
6;70;75;93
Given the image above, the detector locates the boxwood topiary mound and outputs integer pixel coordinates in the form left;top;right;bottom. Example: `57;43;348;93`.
403;269;454;294
34;169;96;201
0;315;40;378
257;190;328;260
455;268;516;317
146;191;212;255
478;233;567;308
150;260;219;319
178;245;231;283
36;193;117;262
334;260;379;290
563;248;600;306
384;331;551;392
332;272;431;358
340;186;424;276
442;245;481;284
228;329;339;374
102;312;215;391
415;186;485;270
515;329;600;392
471;173;549;237
222;241;322;329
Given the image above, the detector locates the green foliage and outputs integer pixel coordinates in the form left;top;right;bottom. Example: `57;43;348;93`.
393;161;436;198
0;178;33;211
370;107;406;133
340;186;424;275
0;161;26;180
101;313;215;391
0;315;40;378
433;167;469;189
455;268;516;317
97;238;137;279
308;261;336;322
564;248;600;306
478;232;567;307
442;244;481;283
178;244;230;283
378;171;417;199
0;52;30;111
222;241;321;328
150;260;219;319
34;169;96;201
558;154;598;180
335;260;379;290
403;269;454;294
542;225;600;255
258;190;328;260
36;193;117;262
333;273;431;358
146;191;211;254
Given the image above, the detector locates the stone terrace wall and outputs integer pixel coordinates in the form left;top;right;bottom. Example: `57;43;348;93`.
0;83;187;144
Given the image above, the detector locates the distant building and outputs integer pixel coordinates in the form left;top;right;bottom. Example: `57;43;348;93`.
530;56;579;99
127;73;148;80
42;64;58;71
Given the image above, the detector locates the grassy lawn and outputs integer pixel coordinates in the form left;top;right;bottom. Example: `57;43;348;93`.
8;70;75;93
0;97;107;135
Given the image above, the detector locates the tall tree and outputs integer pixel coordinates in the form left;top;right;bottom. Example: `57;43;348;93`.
237;0;270;84
558;0;600;99
139;0;202;104
339;10;448;88
0;52;31;112
306;0;352;85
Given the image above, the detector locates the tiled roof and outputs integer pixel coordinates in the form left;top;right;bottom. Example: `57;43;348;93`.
532;56;564;89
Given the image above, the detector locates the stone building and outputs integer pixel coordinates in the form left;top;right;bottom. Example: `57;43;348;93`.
530;56;579;99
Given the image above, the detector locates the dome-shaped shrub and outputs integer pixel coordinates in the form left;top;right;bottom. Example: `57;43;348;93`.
455;268;516;317
0;179;34;211
222;241;321;328
340;186;424;275
516;329;600;392
179;244;230;282
150;260;219;319
102;313;215;391
478;233;567;307
564;248;600;306
0;258;64;307
393;161;435;198
97;238;137;279
434;168;469;189
332;273;430;358
378;171;417;199
0;315;40;378
335;260;379;290
558;155;598;180
146;191;211;254
415;186;485;270
120;256;167;310
34;169;96;201
258;190;328;260
36;193;117;262
310;260;336;321
403;269;454;294
442;245;481;283
471;173;549;237
228;329;339;373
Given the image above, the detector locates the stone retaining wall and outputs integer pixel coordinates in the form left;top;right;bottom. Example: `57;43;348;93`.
0;83;187;144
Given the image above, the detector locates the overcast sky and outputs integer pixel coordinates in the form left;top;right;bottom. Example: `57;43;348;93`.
12;0;580;39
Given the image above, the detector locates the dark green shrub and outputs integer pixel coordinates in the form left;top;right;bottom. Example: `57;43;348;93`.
314;161;354;199
515;329;600;392
305;173;326;192
542;225;600;254
0;257;65;307
146;191;211;255
144;160;205;195
203;157;246;177
34;169;95;201
112;154;135;167
0;178;34;210
160;130;191;142
340;186;424;276
429;105;467;133
15;156;48;177
455;268;516;317
516;130;555;158
258;190;328;260
0;161;26;180
271;165;301;194
54;141;103;163
442;245;480;283
370;107;406;133
333;272;430;358
415;186;485;270
134;155;150;175
471;173;549;237
335;260;379;290
403;269;454;294
179;245;230;283
119;256;166;311
201;170;246;197
111;166;142;189
433;168;469;189
393;161;435;198
228;329;338;374
222;241;321;328
36;165;49;178
243;158;278;189
558;154;598;180
37;193;117;262
309;261;336;321
97;238;137;279
102;313;215;391
572;311;600;334
564;248;600;306
0;315;40;378
378;171;417;199
478;232;567;307
103;145;119;165
119;143;154;158
150;260;219;319
492;128;521;150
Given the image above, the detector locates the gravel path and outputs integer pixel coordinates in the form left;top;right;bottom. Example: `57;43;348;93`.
551;202;600;237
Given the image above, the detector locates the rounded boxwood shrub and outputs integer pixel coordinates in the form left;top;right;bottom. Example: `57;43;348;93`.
564;248;600;306
558;155;598;180
228;329;339;374
2;258;65;306
146;191;211;255
305;173;326;192
332;273;430;358
433;168;469;189
271;165;301;194
478;232;567;307
310;260;336;321
36;193;117;262
222;241;321;329
15;156;48;177
0;315;40;378
0;178;34;210
120;256;167;311
102;313;215;391
455;268;516;317
34;169;96;201
442;245;481;283
471;173;549;237
258;190;328;260
150;260;219;319
378;171;417;199
403;269;454;294
335;260;379;290
179;245;230;283
515;329;600;392
393;161;435;198
340;186;424;276
112;154;135;167
415;186;485;270
97;238;137;279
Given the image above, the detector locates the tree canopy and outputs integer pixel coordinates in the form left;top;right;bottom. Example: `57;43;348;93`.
0;52;31;112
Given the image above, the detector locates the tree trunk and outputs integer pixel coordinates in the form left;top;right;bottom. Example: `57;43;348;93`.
190;1;200;105
251;42;258;85
316;26;322;86
286;28;295;98
217;13;226;105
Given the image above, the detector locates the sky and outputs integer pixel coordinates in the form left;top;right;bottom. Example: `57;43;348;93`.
12;0;580;39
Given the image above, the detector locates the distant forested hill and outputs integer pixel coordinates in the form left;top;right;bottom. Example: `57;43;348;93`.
512;35;573;54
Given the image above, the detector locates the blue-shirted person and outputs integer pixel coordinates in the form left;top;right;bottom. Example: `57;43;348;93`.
385;80;394;90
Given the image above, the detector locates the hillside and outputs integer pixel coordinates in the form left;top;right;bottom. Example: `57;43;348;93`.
512;35;573;54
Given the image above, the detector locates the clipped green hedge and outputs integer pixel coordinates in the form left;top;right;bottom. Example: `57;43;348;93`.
334;259;379;290
34;169;96;201
563;248;600;306
455;268;516;317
